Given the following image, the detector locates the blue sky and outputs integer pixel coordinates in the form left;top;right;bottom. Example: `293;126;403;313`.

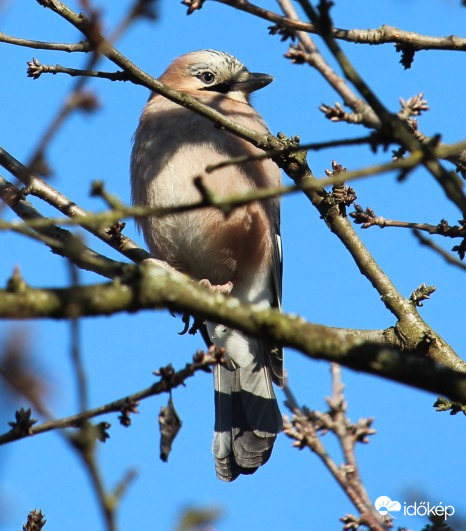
0;1;465;530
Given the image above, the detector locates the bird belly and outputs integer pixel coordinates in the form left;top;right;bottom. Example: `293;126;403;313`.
141;144;272;291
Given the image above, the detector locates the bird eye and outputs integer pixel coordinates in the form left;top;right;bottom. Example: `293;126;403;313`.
199;71;215;84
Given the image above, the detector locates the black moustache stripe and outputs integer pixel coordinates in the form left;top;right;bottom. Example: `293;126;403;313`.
202;82;232;94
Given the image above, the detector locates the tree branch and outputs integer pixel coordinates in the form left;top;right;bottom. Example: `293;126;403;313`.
294;0;466;214
0;31;90;52
0;262;464;400
0;140;464;237
283;367;386;530
0;348;222;445
413;229;466;271
210;0;466;52
5;0;463;377
27;58;130;81
0;146;150;265
0;174;127;279
351;206;466;238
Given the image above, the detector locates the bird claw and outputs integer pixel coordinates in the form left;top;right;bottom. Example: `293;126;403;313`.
199;279;233;295
178;313;191;335
178;313;208;338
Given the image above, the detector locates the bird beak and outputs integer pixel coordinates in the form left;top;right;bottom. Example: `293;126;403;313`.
232;73;274;94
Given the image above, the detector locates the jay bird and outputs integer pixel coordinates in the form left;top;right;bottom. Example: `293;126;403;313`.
131;50;283;481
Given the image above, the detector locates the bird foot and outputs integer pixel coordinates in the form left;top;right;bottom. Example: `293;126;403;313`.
199;279;233;295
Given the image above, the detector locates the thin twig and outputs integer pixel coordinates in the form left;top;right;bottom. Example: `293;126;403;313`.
68;262;88;412
27;58;130;81
351;205;466;238
294;0;466;214
211;0;466;51
204;134;380;173
413;229;466;271
0;146;150;265
0;174;126;279
0;31;90;52
0;349;221;445
2;141;465;236
282;370;386;530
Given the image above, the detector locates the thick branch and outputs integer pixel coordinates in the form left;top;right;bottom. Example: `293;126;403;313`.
0;263;464;400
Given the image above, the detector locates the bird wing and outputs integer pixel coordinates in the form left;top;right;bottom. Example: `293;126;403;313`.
268;197;284;388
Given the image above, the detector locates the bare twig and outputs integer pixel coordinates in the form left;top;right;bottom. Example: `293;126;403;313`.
24;0;154;178
0;174;127;279
282;368;387;530
0;31;90;52
293;0;466;215
413;229;466;271
68;262;88;412
0;147;150;265
2;141;465;238
0;348;222;445
351;206;466;238
27;58;130;81
209;0;466;52
277;0;379;128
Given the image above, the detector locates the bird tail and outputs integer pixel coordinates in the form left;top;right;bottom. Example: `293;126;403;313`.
212;341;283;482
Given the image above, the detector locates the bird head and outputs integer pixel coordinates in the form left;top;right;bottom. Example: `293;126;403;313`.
158;50;273;104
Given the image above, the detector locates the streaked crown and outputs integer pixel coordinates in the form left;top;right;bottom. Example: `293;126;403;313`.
159;49;273;103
